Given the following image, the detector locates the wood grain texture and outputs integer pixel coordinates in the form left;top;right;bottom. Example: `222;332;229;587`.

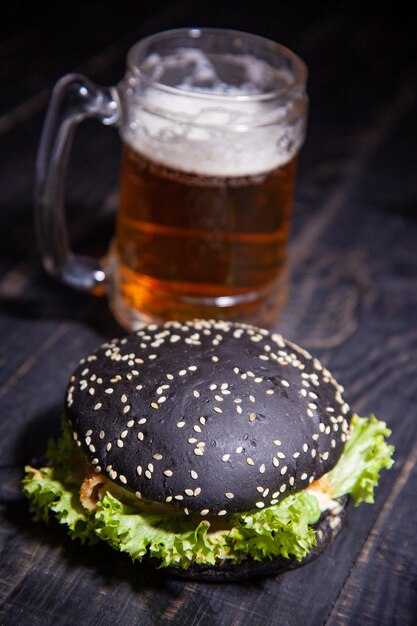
1;2;417;625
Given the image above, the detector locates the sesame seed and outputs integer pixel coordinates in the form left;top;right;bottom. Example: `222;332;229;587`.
222;454;230;462
301;472;308;480
121;394;127;403
218;510;227;516
259;464;266;474
190;470;198;479
138;417;147;425
93;403;102;411
163;469;173;477
277;451;286;459
193;390;200;398
136;466;142;476
121;430;128;438
273;439;282;446
256;502;265;508
236;406;242;414
236;446;243;453
119;475;127;484
185;489;194;496
176;421;185;428
214;407;222;413
194;487;201;496
174;495;184;501
117;439;123;448
273;457;280;467
249;412;256;422
151;402;158;410
194;448;204;456
105;388;114;394
137;432;144;441
153;453;162;460
280;466;288;475
246;457;255;466
200;509;209;516
225;492;234;499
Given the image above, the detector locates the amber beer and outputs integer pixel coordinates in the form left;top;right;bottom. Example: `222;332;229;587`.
35;29;307;331
114;141;298;325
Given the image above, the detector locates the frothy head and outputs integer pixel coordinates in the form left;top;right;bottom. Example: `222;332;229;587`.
120;34;308;177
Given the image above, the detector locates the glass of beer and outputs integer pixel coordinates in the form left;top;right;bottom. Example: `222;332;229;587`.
35;28;308;329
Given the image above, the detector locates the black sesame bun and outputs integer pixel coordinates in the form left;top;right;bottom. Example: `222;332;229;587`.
65;319;352;579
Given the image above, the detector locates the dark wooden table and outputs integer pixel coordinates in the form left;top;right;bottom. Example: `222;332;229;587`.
1;2;417;624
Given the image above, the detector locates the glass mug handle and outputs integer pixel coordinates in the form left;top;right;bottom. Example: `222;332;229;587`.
35;73;120;295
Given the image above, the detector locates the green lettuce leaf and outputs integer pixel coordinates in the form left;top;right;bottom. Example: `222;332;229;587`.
22;413;393;568
325;414;394;504
22;466;97;544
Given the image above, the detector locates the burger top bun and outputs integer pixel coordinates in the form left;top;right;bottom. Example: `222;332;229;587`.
65;320;352;516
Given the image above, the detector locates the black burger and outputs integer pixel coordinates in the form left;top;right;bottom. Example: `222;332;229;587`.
23;320;394;581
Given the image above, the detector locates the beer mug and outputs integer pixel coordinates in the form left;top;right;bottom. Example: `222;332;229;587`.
35;28;308;329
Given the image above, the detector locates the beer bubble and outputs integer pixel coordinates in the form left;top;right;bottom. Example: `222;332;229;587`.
122;48;306;178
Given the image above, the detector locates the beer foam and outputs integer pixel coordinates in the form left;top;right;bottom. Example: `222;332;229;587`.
122;49;306;177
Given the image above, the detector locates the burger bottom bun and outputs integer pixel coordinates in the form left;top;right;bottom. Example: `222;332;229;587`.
159;497;348;583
